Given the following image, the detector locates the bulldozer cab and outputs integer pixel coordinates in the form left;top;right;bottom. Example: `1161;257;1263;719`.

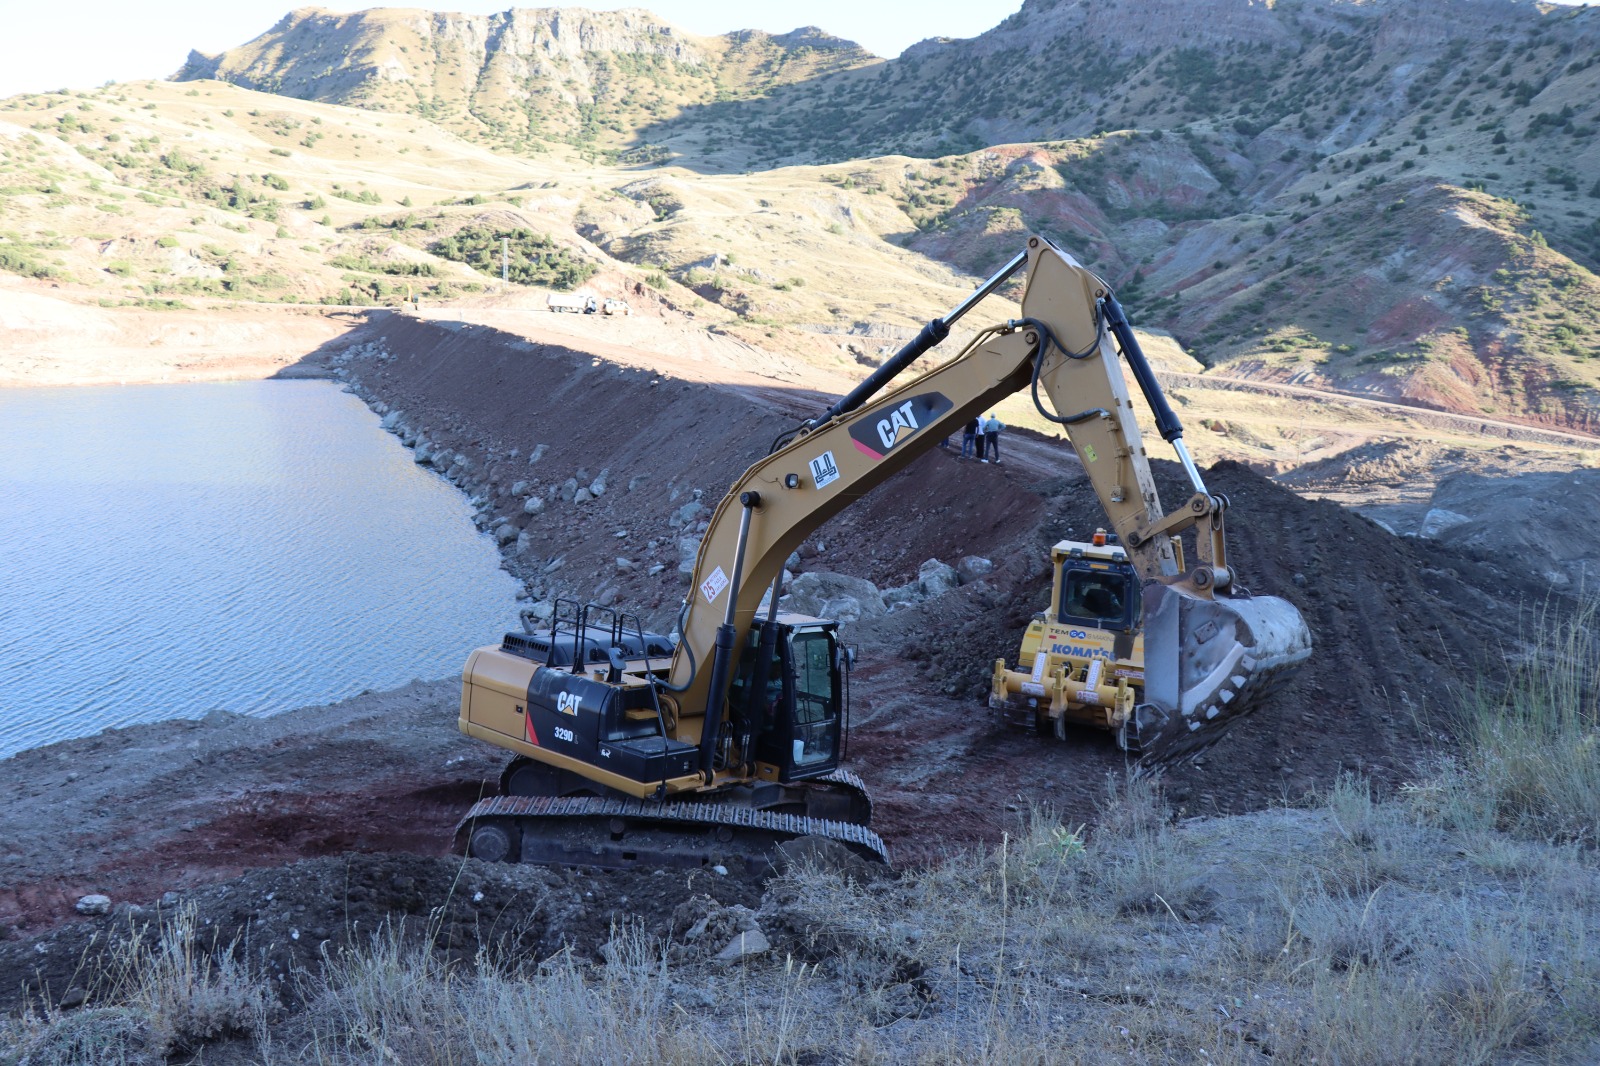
730;617;844;782
1053;538;1141;634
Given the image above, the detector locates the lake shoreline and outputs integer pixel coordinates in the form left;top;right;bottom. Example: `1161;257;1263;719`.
0;377;520;760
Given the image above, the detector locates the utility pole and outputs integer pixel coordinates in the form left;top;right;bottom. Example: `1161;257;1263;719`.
501;236;509;284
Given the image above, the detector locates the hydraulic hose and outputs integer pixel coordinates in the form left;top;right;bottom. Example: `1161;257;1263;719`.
1010;315;1109;427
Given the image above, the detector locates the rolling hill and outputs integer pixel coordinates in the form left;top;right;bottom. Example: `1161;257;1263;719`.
1;0;1597;435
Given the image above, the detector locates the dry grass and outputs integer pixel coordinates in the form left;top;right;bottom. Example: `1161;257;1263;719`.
4;781;1595;1064
1418;597;1600;846
2;904;267;1065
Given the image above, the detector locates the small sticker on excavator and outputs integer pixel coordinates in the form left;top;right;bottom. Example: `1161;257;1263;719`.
701;566;729;604
809;451;841;489
1083;443;1099;463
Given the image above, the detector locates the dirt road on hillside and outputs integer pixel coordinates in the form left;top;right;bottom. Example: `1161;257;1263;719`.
1171;371;1600;448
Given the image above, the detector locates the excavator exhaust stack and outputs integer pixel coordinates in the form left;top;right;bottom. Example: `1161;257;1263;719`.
1124;585;1312;762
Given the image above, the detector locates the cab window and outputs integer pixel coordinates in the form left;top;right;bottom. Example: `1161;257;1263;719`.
1060;570;1130;624
789;630;838;766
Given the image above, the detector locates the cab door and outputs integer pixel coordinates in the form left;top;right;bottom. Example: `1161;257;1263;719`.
753;625;843;781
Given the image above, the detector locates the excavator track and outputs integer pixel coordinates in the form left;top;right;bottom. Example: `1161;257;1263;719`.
455;793;890;876
809;768;874;824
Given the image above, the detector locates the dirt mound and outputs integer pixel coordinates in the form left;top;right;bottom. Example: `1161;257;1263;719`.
800;449;1558;837
0;852;760;1015
1390;468;1600;590
1150;459;1552;797
0;681;497;944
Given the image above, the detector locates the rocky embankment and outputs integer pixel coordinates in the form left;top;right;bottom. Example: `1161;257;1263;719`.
322;314;1010;634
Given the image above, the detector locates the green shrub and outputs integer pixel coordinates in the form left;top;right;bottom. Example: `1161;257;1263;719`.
0;245;52;278
329;253;440;277
430;225;596;289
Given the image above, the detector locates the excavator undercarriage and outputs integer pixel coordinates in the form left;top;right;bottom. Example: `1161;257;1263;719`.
457;767;884;874
456;601;888;871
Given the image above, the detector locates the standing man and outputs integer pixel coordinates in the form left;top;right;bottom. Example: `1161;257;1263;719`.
982;412;1004;464
960;417;979;460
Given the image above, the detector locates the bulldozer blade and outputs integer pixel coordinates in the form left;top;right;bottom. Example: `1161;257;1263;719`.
1123;584;1312;763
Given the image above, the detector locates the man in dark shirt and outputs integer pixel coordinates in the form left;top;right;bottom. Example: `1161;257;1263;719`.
960;417;979;459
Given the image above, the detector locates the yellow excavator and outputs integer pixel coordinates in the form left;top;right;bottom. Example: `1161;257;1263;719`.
454;234;1312;869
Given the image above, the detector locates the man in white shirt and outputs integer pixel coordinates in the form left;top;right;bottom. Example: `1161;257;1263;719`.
982;413;1004;463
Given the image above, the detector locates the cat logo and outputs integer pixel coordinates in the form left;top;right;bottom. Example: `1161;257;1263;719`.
556;691;581;716
848;392;953;460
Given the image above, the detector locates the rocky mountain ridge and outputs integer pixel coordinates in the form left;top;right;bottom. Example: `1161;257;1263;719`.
178;6;873;158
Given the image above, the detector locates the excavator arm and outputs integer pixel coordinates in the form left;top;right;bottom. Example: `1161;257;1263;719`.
665;234;1310;764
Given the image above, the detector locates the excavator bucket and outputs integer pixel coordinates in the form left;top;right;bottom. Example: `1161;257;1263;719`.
1123;585;1312;762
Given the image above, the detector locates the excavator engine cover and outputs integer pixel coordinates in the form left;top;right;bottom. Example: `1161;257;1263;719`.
1125;584;1312;760
524;666;699;783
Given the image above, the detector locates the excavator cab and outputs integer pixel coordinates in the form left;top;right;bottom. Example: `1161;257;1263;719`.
730;618;845;783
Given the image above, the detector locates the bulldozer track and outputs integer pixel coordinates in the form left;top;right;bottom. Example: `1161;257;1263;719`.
456;791;890;873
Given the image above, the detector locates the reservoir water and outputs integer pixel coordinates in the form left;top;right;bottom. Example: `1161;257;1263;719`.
0;380;521;760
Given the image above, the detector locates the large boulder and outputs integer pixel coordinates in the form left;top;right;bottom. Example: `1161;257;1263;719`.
956;555;994;582
882;558;961;611
677;536;701;574
780;571;886;622
915;558;961;597
74;894;112;916
671;501;707;528
1419;508;1472;539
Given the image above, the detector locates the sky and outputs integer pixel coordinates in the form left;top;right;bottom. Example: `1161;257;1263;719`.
0;0;1024;99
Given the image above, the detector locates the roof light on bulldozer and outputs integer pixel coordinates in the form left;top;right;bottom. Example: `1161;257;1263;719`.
1092;529;1108;546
